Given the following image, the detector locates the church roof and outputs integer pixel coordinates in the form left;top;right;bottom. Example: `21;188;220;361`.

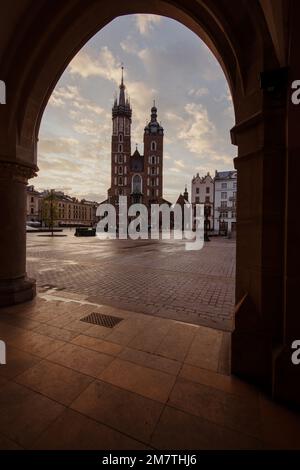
176;193;190;206
112;66;132;119
132;148;141;158
215;170;237;179
144;101;164;135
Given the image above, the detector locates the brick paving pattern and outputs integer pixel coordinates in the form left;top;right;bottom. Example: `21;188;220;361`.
27;231;236;331
0;296;299;450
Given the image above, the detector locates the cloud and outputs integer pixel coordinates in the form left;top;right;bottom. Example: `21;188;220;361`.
39;137;79;155
174;160;185;168
49;85;104;115
135;15;161;35
120;36;140;55
73;118;101;137
188;88;209;97
165;111;184;124
68;47;121;84
178;103;215;154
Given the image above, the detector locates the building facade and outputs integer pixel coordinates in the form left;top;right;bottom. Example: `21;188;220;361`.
26;186;98;227
191;172;214;230
105;69;165;212
26;185;42;222
214;170;237;234
54;193;98;227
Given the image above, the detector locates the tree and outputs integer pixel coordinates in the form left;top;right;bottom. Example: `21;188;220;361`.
41;190;58;236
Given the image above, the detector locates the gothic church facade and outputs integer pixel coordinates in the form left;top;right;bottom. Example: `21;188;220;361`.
107;69;165;209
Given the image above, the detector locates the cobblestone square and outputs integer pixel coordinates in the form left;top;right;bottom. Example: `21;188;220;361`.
27;232;235;331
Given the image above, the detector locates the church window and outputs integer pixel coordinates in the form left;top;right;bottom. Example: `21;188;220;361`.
118;166;123;175
119;134;123;142
118;144;123;152
196;188;200;194
206;187;210;193
132;174;142;193
118;155;123;163
151;141;157;151
119;177;123;185
151;156;155;164
113;118;118;135
151;167;155;175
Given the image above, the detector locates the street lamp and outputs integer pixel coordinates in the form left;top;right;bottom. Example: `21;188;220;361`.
204;205;210;242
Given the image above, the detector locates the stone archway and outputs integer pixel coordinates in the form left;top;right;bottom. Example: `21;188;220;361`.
0;0;298;406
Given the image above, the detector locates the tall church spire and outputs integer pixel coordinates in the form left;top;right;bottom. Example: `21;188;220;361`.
119;65;126;106
112;64;132;119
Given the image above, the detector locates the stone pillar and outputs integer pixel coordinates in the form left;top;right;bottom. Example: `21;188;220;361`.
273;0;300;407
0;161;37;307
231;88;286;391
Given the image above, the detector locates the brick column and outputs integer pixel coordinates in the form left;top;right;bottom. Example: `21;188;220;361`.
0;161;37;307
273;0;300;407
231;90;286;391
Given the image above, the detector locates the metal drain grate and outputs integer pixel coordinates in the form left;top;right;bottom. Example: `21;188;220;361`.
80;312;123;328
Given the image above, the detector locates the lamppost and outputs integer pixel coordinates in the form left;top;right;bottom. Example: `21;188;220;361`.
218;214;225;236
204;205;210;242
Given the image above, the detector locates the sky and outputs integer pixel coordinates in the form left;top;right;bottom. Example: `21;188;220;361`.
37;14;235;203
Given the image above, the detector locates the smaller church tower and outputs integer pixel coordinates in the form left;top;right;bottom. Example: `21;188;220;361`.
144;102;164;206
109;67;132;203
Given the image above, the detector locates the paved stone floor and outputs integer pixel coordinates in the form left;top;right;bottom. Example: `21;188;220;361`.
0;295;300;450
27;231;235;331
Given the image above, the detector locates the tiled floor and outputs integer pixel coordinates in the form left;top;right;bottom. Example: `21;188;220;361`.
0;294;300;450
27;234;235;330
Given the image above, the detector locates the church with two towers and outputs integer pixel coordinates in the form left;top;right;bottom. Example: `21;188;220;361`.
106;68;167;209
